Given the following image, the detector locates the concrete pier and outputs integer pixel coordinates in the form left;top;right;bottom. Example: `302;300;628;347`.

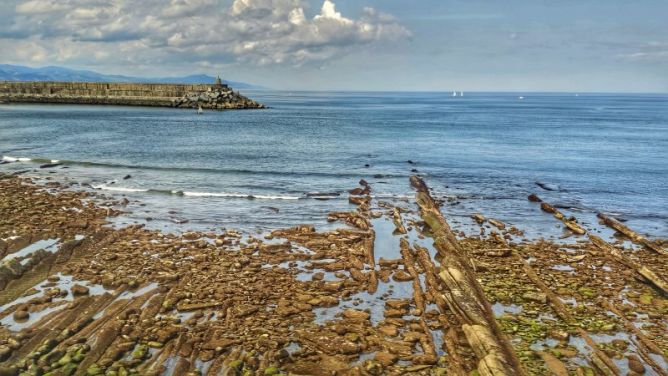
0;81;264;109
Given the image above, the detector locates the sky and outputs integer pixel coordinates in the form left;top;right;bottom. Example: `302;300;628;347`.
0;0;667;92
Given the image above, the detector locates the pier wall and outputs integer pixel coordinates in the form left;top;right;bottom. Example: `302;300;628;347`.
0;81;263;109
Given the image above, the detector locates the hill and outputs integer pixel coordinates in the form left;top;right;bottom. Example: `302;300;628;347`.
0;64;264;89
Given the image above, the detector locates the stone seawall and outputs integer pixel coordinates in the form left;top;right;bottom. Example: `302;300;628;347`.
0;81;264;110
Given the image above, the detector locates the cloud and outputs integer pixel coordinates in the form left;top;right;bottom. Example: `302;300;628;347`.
616;41;668;62
0;0;410;68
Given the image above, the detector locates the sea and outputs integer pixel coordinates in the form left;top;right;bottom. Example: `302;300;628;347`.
1;91;667;239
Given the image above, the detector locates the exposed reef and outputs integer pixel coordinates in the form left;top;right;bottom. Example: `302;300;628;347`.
0;174;666;375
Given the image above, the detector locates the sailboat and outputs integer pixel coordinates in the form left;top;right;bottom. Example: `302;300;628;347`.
197;105;203;115
460;91;464;97
452;91;457;97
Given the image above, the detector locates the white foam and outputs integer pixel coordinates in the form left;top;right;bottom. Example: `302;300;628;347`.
2;156;31;162
253;194;299;200
92;184;148;193
180;191;248;198
181;191;299;200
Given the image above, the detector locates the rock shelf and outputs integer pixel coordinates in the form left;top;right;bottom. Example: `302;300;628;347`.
0;173;666;375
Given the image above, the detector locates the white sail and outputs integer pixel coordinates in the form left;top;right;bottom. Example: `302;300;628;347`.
452;91;457;97
460;91;464;97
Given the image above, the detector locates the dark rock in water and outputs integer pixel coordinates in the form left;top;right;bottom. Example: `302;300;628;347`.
364;164;370;168
626;355;645;374
535;182;554;191
528;194;542;202
359;179;369;187
373;174;385;179
411;168;418;173
123;174;132;180
262;206;280;213
39;163;62;169
0;161;8;165
535;181;561;191
71;284;90;296
407;160;415;164
13;310;29;321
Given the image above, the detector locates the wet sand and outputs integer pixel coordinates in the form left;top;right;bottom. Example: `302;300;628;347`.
0;173;666;376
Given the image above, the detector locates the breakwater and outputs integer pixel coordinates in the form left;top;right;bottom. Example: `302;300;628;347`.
0;81;264;109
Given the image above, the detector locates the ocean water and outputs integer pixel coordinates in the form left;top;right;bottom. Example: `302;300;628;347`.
1;91;667;238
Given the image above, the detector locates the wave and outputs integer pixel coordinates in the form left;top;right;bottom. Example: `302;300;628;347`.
2;155;32;162
1;155;409;179
179;191;300;200
90;183;424;202
91;184;301;200
91;184;149;193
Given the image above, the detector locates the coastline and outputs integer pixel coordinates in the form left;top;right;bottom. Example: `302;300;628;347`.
0;173;666;375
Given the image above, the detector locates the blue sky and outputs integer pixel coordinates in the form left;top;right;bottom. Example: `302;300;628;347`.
1;0;666;91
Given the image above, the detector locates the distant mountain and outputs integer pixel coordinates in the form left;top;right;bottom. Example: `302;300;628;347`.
0;64;264;89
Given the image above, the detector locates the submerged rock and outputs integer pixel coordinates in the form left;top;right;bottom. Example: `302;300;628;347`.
71;284;90;296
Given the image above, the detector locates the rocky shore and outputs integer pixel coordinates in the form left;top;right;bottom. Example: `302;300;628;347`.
0;173;666;375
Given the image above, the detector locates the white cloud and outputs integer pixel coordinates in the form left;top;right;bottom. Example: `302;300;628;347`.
616;41;668;62
0;0;410;68
15;0;67;14
315;0;351;24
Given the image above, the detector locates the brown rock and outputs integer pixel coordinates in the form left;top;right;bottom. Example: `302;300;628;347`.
310;296;339;307
528;194;542;202
627;355;645;374
322;281;343;292
488;218;506;230
385;299;410;310
378;325;398;337
522;291;547;304
392;269;413;282
472;214;486;224
384;308;406;318
342;309;370;321
374;351;398;366
71;284;90;296
13;310;29;321
549;330;570;341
